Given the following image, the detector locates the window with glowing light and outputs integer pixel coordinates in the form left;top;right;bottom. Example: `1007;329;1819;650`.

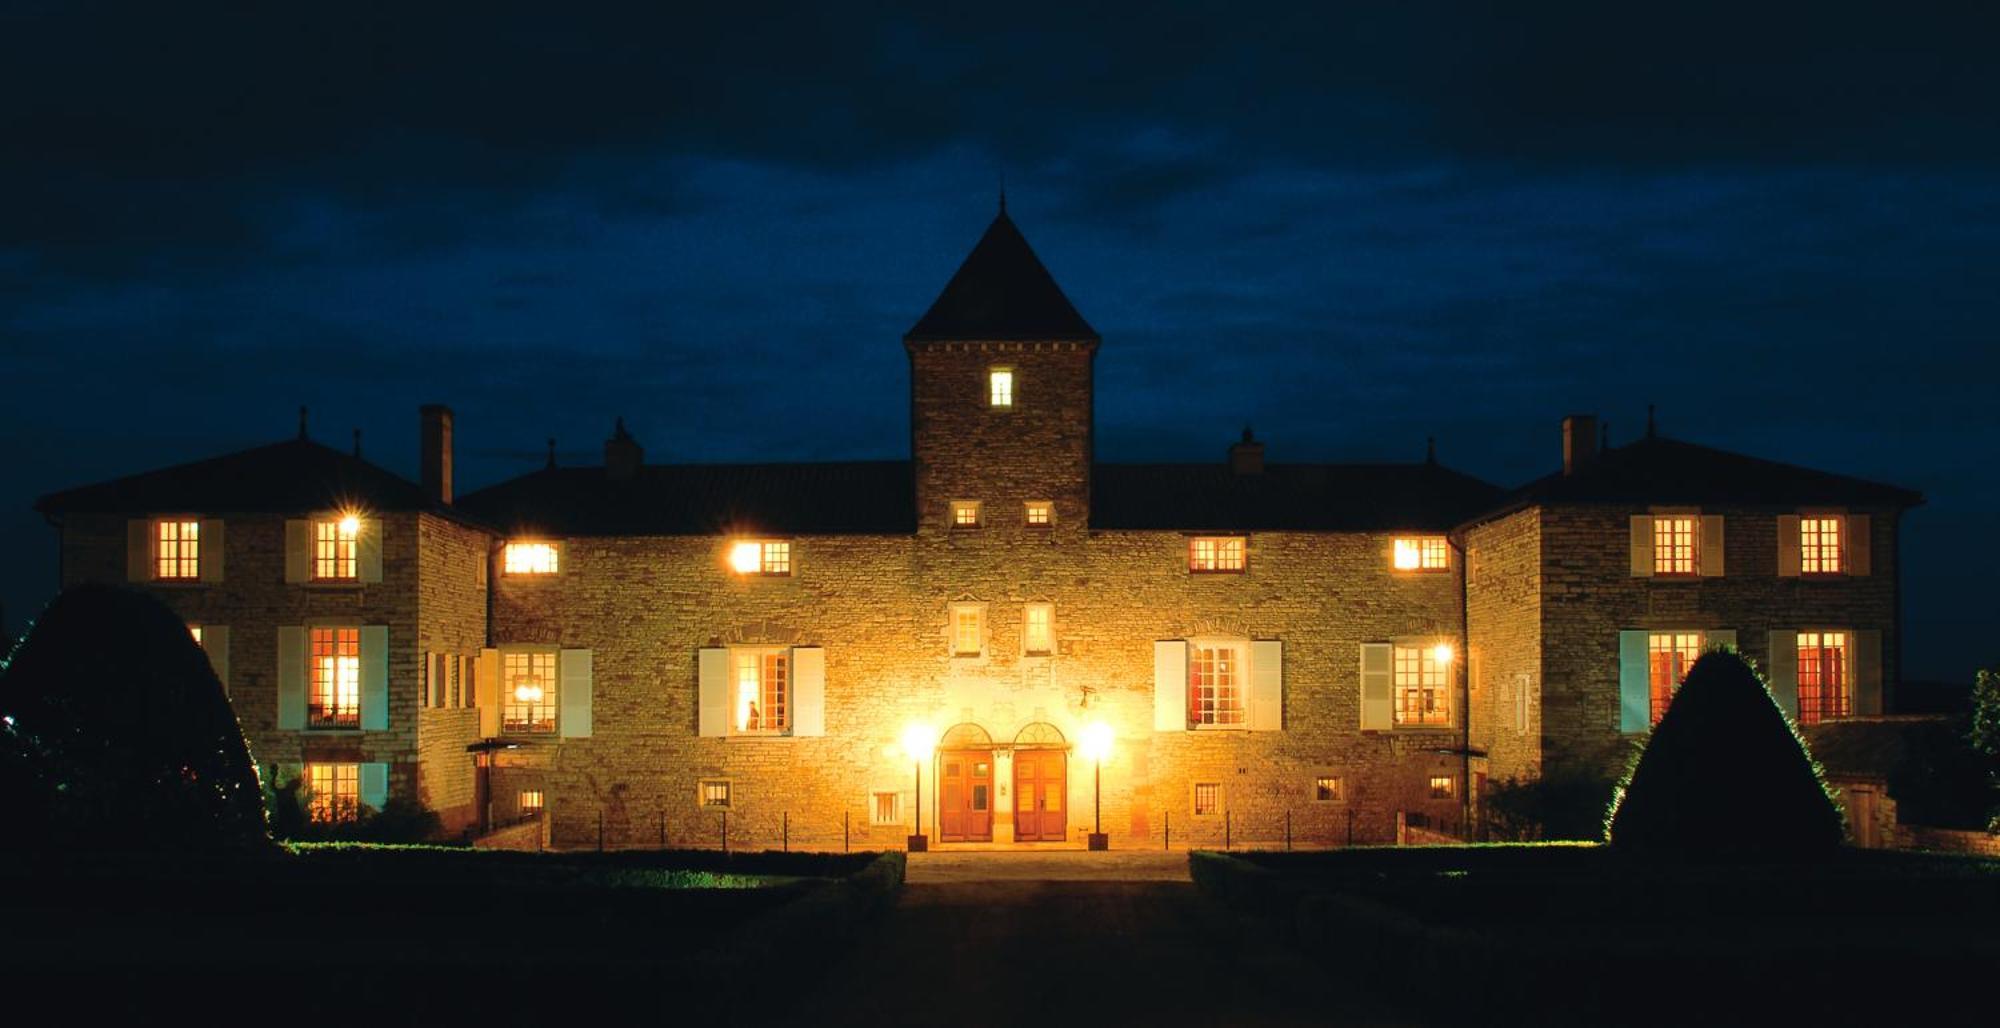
1653;516;1698;576
155;519;200;579
1797;631;1850;725
519;790;544;816
308;627;361;729
951;501;981;528
1188;536;1246;573
189;625;203;644
1392;536;1449;572
1025;501;1053;527
871;791;901;825
313;517;360;580
1188;642;1245;727
503;542;560;575
1193;782;1222;816
1648;631;1704;725
699;780;731;808
1023;603;1054;656
307;762;360;824
1315;776;1343;802
1428;775;1455;799
1393;644;1450;727
989;368;1014;407
732;648;789;734
503;650;558;734
951;604;984;657
730;539;791;575
1800;516;1844;575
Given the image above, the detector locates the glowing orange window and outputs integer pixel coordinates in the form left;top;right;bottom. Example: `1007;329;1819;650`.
155;520;200;579
1393;645;1450;726
308;627;361;729
1188;644;1245;727
306;763;360;823
1800;517;1844;575
1797;632;1850;725
1188;536;1246;573
1653;516;1698;576
1647;632;1704;725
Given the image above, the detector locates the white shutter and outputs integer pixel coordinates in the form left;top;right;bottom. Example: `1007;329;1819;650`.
559;648;593;738
359;763;389;811
126;520;151;582
1359;643;1393;731
359;625;389;731
1249;640;1283;731
698;647;729;737
1853;629;1883;715
276;626;306;729
1618;630;1651;733
791;646;825;737
199;519;225;583
476;648;500;737
1153;640;1188;732
1767;630;1799;719
358;518;384;583
1777;515;1802;577
1847;514;1872;577
1629;515;1654;577
200;624;230;694
284;520;310;583
1699;515;1725;577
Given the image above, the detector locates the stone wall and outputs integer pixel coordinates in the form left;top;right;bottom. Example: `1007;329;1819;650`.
908;340;1095;535
1465;508;1542;788
414;513;491;827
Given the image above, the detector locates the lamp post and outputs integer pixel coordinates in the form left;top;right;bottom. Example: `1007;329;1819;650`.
1081;722;1112;851
901;724;936;853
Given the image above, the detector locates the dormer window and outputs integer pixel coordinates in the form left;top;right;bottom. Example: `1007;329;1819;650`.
988;368;1014;408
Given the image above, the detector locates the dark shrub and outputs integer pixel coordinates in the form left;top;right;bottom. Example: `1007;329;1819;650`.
0;585;269;851
1607;649;1843;855
1485;768;1621;841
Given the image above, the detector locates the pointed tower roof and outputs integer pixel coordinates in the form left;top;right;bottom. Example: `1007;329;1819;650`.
906;209;1098;342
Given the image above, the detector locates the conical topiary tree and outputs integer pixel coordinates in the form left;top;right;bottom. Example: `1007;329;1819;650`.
1606;648;1843;855
0;584;269;851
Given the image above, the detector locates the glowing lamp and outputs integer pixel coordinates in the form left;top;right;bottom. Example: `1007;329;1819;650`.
729;541;762;574
338;513;361;537
1433;642;1454;665
1079;722;1113;764
900;723;937;763
1393;539;1421;570
513;680;545;704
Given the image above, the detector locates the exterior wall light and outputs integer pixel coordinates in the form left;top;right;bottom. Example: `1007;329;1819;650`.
1081;721;1113;850
728;541;762;574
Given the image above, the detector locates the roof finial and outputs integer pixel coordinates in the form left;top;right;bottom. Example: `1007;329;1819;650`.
352;428;362;458
1646;403;1657;439
1426;436;1437;465
298;405;309;440
546;437;557;470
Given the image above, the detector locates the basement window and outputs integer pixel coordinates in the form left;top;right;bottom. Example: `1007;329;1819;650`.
1193;782;1222;817
1315;777;1343;802
699;780;732;809
871;791;901;826
519;790;545;816
1428;775;1455;799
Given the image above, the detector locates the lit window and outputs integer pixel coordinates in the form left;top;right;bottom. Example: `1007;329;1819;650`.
314;516;361;581
1393;644;1449;727
700;780;732;808
1800;516;1844;575
729;539;791;575
1392;536;1449;571
1189;643;1245;727
1188;536;1246;573
1193;782;1222;816
871;791;901;826
733;648;790;734
989;368;1014;407
951;501;981;528
951;604;984;657
155;520;200;579
503;542;560;575
1797;631;1851;725
503;650;558;734
1647;632;1704;725
1315;777;1343;802
519;790;544;816
1023;603;1054;656
1428;775;1455;799
308;627;361;729
1025;501;1053;526
189;625;203;644
1653;516;1698;576
307;762;360;824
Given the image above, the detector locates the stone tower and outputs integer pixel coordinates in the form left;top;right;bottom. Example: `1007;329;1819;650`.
905;207;1100;536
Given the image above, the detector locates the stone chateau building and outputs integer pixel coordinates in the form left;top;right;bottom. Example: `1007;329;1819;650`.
36;209;1922;850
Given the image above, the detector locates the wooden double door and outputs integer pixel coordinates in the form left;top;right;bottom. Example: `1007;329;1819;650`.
939;749;993;843
1013;749;1068;842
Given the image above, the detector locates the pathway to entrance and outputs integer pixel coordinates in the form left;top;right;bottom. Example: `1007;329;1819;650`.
782;851;1410;1027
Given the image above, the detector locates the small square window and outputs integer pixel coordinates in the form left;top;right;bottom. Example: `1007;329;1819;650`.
871;791;902;826
155;519;201;579
1188;536;1246;573
699;780;732;809
519;789;544;816
989;368;1014;407
1392;536;1449;571
1193;782;1222;816
1315;776;1343;802
951;501;981;528
1025;502;1053;527
503;541;560;574
1428;775;1454;799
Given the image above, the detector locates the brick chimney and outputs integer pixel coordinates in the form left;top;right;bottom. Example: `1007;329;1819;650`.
420;405;453;504
605;417;644;482
1229;427;1265;475
1562;414;1599;476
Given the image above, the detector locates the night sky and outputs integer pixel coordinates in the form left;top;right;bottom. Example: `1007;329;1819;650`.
4;4;1996;681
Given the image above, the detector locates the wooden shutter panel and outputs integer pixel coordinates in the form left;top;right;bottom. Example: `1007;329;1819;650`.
359;762;390;811
1767;630;1799;719
1359;643;1393;730
476;648;500;737
199;519;225;583
126;520;151;582
1847;514;1872;577
1706;629;1737;653
276;626;306;729
358;518;384;583
698;647;729;737
1853;629;1883;715
1629;516;1654;577
791;646;825;737
558;648;593;738
1249;640;1283;731
1618;630;1650;733
359;625;389;731
284;520;309;583
1699;515;1725;577
200;625;230;694
1777;515;1802;577
1153;640;1188;732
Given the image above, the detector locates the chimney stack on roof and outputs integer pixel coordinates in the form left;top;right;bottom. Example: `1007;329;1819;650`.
1562;414;1600;476
605;418;644;482
1229;426;1265;476
420;404;454;504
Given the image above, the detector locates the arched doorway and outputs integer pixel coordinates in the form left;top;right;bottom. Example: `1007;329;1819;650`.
1012;723;1068;842
938;723;994;843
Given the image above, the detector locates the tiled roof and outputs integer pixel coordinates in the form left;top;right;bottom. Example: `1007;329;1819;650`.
1093;462;1504;532
456;462;919;536
905;210;1098;342
34;438;464;520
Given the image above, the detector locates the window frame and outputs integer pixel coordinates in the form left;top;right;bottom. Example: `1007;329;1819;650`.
306;625;363;730
1022;602;1055;657
1427;775;1455;800
1798;514;1846;577
1187;636;1248;729
1391;642;1451;728
1391;535;1450;573
988;367;1015;409
698;779;733;810
728;538;794;576
1314;776;1344;802
311;516;362;582
153;518;202;581
949;603;986;658
1024;501;1054;528
1192;782;1224;817
1187;535;1248;574
1651;514;1700;578
306;762;361;824
1646;630;1705;726
500;647;560;736
1796;629;1852;725
502;540;562;576
518;789;545;817
870;790;902;826
950;500;982;530
729;645;792;736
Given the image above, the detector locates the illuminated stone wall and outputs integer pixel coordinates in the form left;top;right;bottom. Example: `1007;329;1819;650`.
1464;507;1543;791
